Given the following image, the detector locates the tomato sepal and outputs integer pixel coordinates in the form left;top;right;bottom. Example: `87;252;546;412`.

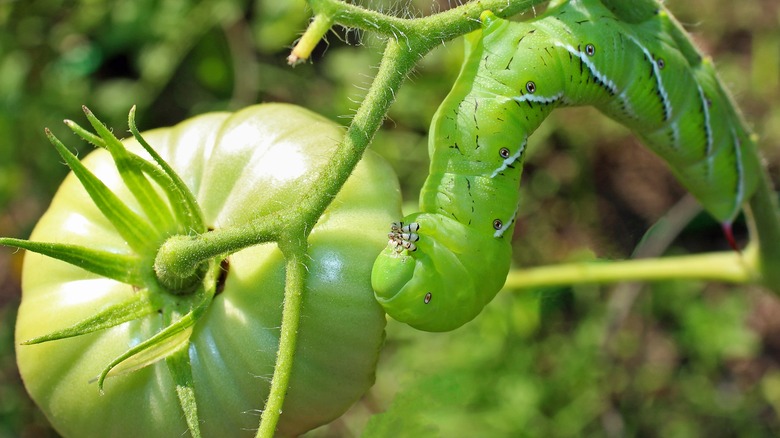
20;288;158;345
96;263;217;392
166;343;202;438
45;128;160;253
0;237;143;284
81;106;175;231
127;105;206;231
65;114;202;232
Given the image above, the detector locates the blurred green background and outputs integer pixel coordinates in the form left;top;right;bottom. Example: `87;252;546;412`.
1;0;779;437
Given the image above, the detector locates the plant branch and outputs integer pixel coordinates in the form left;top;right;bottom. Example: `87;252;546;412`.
746;160;780;292
256;233;309;438
153;213;285;290
298;39;413;226
308;0;547;43
503;247;759;290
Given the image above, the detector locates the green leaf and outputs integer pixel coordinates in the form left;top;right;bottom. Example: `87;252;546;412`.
45;128;160;253
0;238;144;285
21;288;158;344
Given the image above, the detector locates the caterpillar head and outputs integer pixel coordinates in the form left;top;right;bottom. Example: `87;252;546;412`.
371;213;512;332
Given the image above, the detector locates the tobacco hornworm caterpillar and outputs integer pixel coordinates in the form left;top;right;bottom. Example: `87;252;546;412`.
372;0;761;332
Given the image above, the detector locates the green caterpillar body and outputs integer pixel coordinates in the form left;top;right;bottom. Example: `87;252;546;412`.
372;0;761;332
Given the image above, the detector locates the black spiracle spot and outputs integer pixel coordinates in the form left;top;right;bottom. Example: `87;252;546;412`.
525;81;536;94
499;147;511;159
424;292;432;304
493;219;503;230
656;58;665;69
585;44;595;56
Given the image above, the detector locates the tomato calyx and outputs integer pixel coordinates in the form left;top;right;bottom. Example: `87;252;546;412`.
2;106;220;438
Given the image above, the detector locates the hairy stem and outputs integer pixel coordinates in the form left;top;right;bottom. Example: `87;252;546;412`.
153;213;285;289
298;40;413;226
256;234;308;438
309;0;546;42
288;14;333;65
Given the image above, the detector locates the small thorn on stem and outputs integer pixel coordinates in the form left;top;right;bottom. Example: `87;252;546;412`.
722;222;740;253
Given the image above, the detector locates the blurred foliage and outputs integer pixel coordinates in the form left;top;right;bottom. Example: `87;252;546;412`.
0;0;779;437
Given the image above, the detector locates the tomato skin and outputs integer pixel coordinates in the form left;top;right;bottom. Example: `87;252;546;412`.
15;104;401;437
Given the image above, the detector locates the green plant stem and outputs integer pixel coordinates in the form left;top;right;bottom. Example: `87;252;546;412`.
298;40;412;227
747;162;780;292
256;234;308;438
295;0;546;227
288;14;333;65
309;0;546;41
503;247;759;290
153;213;285;289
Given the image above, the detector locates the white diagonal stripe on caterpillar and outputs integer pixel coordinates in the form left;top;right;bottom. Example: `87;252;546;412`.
729;126;745;223
490;137;528;178
553;41;620;95
512;92;564;105
624;33;673;123
696;82;716;176
493;201;521;238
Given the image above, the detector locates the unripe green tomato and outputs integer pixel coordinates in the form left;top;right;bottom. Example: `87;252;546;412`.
15;104;401;437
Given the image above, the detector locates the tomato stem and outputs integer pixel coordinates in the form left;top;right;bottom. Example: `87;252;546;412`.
247;1;555;435
503;248;759;290
256;234;309;438
288;14;333;65
153;219;282;293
